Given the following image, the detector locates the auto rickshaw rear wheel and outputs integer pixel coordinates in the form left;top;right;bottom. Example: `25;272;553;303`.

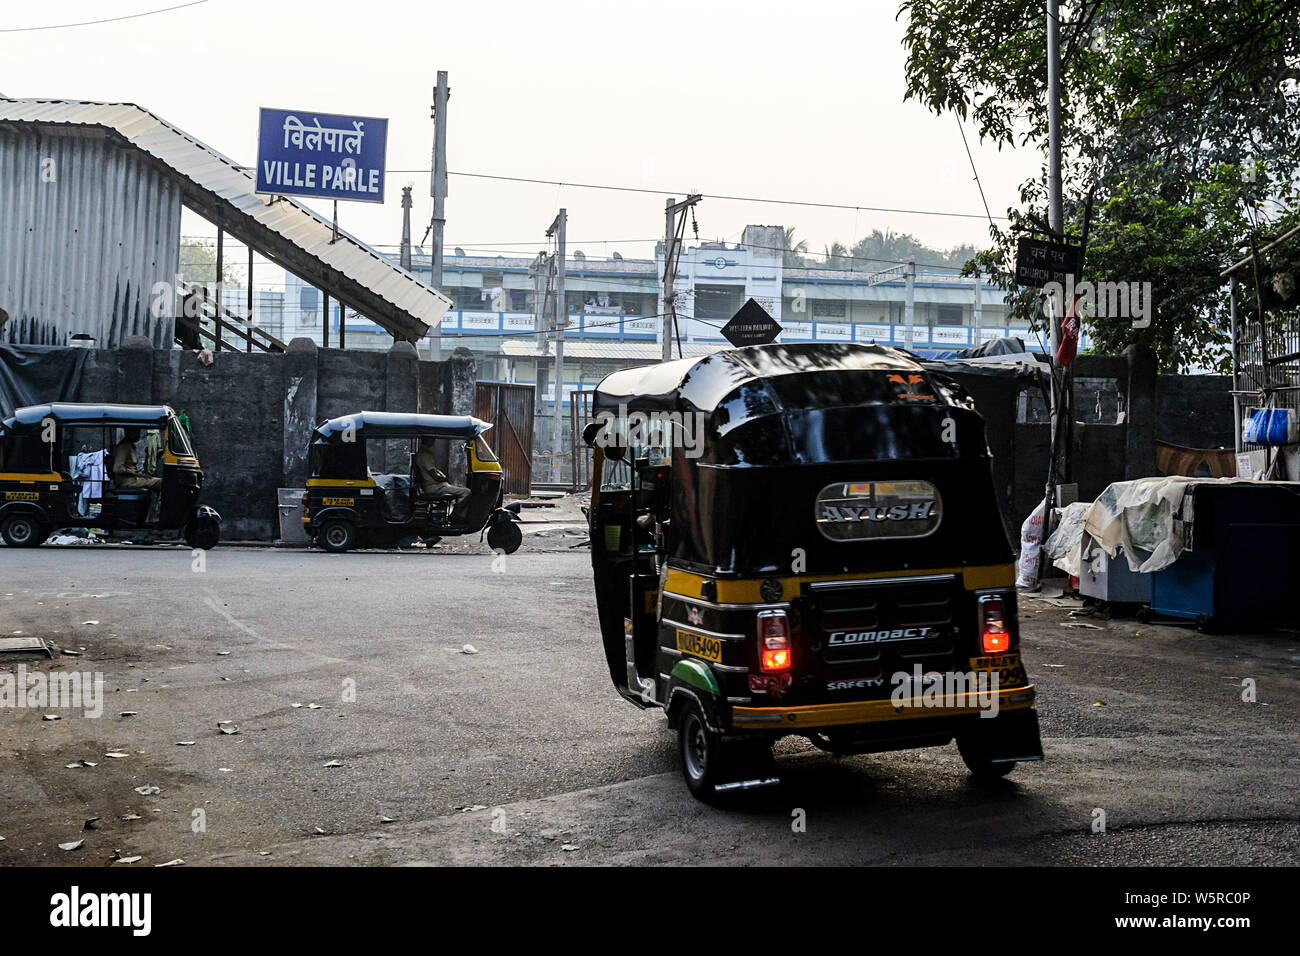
486;519;522;555
679;702;721;799
317;518;357;553
956;735;1016;781
1;513;47;548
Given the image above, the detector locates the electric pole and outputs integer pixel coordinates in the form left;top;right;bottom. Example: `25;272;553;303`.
661;194;702;362
547;209;567;483
399;185;413;272
429;70;449;361
1046;0;1063;355
903;259;916;350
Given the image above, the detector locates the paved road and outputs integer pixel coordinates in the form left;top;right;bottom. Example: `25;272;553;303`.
0;544;1296;866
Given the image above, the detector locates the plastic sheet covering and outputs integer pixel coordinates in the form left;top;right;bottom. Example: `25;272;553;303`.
1083;477;1200;573
1043;501;1092;578
0;345;88;418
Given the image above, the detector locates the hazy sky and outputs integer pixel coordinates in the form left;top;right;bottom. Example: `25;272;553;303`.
2;0;1042;264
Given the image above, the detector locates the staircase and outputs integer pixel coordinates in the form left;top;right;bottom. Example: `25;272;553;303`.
174;282;286;353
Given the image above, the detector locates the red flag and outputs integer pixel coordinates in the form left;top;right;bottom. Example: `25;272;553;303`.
1056;294;1081;366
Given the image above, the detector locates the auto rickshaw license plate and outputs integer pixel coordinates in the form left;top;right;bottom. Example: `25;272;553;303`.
676;629;723;663
970;654;1026;685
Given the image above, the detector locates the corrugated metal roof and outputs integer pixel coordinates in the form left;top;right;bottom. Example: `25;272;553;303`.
0;98;451;342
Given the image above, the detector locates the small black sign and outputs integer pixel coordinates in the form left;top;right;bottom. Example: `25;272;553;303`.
1014;237;1081;289
721;298;782;347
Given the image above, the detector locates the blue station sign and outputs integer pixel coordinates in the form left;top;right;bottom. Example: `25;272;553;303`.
255;107;388;204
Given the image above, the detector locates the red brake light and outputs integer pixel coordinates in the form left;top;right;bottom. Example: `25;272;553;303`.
980;596;1010;654
758;610;791;673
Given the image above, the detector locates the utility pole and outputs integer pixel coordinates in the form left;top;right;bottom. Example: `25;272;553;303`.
661;194;702;361
547;209;567;483
1046;0;1064;356
528;252;548;352
903;259;916;350
972;273;983;345
429;70;449;361
399;185;413;272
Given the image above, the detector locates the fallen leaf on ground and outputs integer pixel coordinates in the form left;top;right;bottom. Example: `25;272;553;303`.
175;741;196;746
114;855;142;864
155;859;184;867
104;752;130;759
323;760;343;768
59;840;84;851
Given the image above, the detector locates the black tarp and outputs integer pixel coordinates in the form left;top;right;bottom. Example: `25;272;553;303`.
0;345;89;419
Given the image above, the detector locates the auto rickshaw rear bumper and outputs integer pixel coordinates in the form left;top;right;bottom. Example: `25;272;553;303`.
729;683;1037;731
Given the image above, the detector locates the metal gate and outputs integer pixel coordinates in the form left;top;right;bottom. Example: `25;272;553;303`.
475;382;535;496
570;390;596;492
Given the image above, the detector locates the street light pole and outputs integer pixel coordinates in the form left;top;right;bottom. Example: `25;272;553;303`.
547;209;567;483
429;70;449;361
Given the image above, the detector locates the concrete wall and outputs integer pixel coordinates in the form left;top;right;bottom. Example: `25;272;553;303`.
56;339;475;540
1157;375;1234;449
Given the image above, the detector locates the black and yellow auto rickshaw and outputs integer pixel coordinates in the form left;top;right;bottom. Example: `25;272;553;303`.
302;411;522;553
0;403;221;549
583;343;1042;798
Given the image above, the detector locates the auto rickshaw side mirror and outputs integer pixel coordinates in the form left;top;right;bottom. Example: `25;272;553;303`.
582;420;606;448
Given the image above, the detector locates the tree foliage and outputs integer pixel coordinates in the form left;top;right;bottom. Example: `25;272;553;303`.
900;0;1300;370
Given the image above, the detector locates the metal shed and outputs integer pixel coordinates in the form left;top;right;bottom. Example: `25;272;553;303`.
0;98;452;349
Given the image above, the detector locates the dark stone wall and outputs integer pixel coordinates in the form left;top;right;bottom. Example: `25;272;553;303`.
1157;375;1234;448
54;340;474;540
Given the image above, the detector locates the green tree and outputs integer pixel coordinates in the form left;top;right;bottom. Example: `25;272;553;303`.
178;238;241;287
900;0;1300;370
783;227;810;268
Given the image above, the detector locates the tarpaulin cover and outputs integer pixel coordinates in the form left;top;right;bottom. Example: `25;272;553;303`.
1082;477;1297;573
1043;501;1092;578
0;345;88;418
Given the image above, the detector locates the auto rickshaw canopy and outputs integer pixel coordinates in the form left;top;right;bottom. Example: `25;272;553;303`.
588;342;1011;576
311;412;491;443
1;402;179;434
590;342;984;468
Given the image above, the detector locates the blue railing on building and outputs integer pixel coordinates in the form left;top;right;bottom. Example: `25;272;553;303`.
335;309;1081;352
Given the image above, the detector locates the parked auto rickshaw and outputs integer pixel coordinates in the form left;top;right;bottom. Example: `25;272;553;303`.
303;411;522;553
582;343;1043;798
0;402;221;549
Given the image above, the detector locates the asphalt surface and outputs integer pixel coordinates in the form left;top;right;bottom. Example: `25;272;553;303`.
0;538;1297;866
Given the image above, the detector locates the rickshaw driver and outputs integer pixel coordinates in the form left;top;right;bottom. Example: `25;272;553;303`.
414;438;471;506
110;427;163;522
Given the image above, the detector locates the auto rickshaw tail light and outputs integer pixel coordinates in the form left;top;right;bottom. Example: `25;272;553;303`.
758;610;791;673
980;596;1010;654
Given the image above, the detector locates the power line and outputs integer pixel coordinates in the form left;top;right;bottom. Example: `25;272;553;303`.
238;164;1007;223
0;0;208;32
424;169;1009;222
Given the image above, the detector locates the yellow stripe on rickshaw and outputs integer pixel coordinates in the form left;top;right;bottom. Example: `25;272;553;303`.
731;684;1036;730
663;564;1016;604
